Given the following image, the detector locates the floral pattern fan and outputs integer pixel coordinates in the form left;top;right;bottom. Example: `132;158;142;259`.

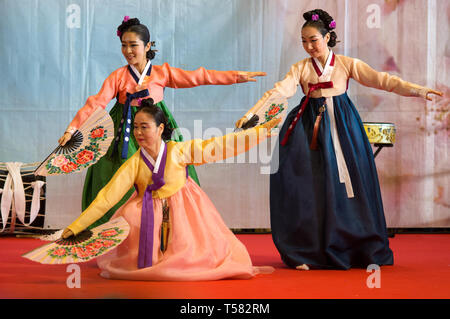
34;108;114;176
22;217;129;264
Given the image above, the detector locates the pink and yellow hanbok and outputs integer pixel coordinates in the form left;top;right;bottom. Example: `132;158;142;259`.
66;124;274;281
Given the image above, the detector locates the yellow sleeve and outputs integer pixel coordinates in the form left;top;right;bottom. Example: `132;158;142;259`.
175;122;274;166
67;152;139;235
349;57;429;98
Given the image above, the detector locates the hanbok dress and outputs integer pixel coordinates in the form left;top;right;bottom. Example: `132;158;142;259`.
254;51;430;269
66;123;274;281
65;60;248;228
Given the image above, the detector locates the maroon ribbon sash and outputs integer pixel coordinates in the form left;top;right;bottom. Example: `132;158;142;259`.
280;81;334;146
138;147;167;269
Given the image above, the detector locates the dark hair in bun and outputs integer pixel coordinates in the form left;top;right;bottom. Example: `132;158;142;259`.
302;9;337;47
136;98;173;141
117;17;156;60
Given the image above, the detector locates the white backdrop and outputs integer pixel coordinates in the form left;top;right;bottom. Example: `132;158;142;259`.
0;0;448;229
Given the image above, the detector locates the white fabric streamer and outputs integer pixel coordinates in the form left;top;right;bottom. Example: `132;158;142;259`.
29;180;45;225
5;162;26;224
0;163;46;231
1;172;13;232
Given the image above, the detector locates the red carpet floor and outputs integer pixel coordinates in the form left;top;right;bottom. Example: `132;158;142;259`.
0;234;449;299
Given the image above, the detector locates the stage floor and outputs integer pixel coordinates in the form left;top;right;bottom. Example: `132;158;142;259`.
0;234;449;299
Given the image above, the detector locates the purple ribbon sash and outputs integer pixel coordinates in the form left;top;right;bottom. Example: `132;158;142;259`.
138;146;167;269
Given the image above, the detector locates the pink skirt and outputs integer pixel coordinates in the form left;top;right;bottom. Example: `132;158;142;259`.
96;178;274;281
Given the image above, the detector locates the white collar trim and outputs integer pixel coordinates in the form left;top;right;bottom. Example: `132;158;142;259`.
130;60;152;85
141;140;165;174
313;50;333;74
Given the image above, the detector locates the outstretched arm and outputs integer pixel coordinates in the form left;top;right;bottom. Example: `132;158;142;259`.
175;117;281;166
59;71;118;146
349;58;443;100
62;153;139;238
160;63;265;89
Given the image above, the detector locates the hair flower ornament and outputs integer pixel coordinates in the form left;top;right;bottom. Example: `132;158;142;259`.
117;16;131;37
329;20;336;29
311;14;319;21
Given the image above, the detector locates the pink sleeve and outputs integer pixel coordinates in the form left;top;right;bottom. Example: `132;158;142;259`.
66;71;118;130
160;63;245;88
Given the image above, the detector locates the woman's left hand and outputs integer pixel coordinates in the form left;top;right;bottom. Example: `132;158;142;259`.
425;89;444;101
238;71;267;82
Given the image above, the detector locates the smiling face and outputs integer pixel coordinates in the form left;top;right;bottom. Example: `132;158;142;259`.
301;26;330;60
133;111;164;153
121;31;150;69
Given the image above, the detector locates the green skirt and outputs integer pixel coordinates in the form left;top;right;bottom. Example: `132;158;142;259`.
83;100;200;229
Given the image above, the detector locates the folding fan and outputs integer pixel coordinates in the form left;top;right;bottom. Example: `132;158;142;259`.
22;216;129;264
236;93;288;131
34;108;114;176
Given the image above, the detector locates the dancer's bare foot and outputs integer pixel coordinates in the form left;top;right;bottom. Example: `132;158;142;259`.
295;264;310;271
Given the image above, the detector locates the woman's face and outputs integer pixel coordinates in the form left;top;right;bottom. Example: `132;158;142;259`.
121;31;150;67
133;112;164;151
301;26;330;60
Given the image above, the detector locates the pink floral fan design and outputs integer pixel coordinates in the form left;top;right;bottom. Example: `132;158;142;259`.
34;108;114;176
22;217;129;264
237;93;288;131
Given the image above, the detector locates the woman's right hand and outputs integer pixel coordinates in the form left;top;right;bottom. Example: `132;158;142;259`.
58;132;72;146
235;116;248;129
61;228;74;239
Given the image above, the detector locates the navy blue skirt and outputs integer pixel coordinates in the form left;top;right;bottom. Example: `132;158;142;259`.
270;92;394;269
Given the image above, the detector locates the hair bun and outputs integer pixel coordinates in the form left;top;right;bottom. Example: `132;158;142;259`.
303;11;314;21
303;9;334;27
117;17;140;35
328;31;337;47
140;98;155;108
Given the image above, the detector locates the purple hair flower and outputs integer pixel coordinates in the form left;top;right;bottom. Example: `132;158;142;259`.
117;16;130;37
329;20;336;29
311;14;319;21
